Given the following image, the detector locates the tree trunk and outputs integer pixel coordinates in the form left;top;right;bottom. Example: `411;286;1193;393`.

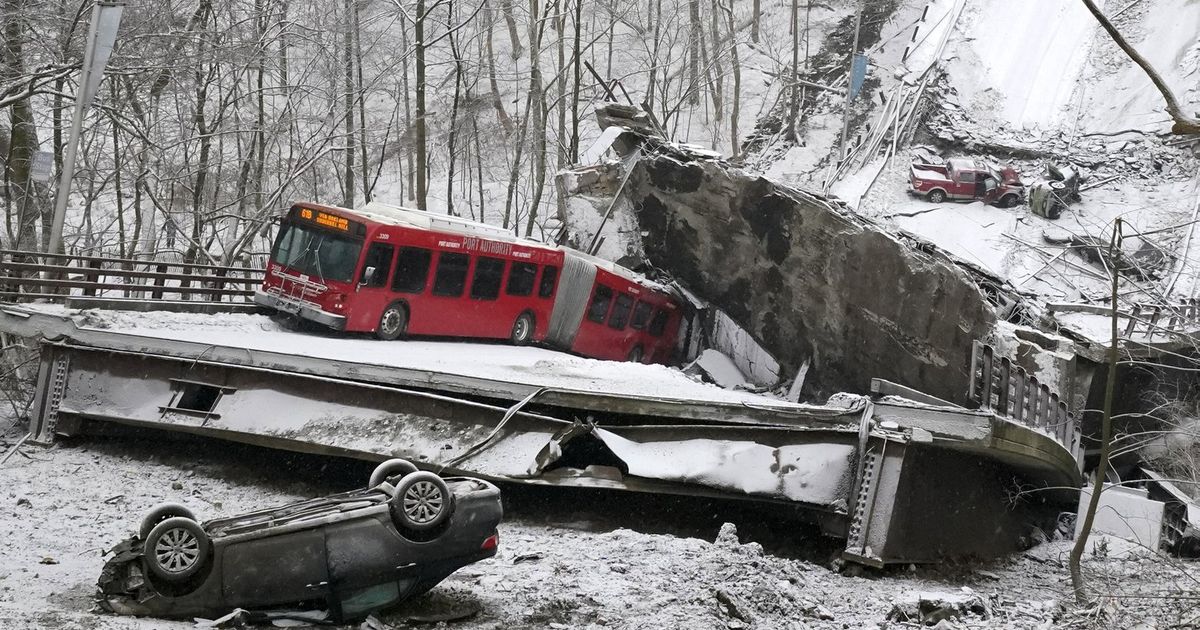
342;0;356;207
399;10;414;201
786;0;800;141
752;0;760;42
688;0;700;105
354;0;371;202
1080;0;1200;135
2;0;41;255
415;0;427;210
500;0;522;59
446;0;465;216
485;2;514;134
723;0;740;160
568;0;583;162
473;114;485;222
1070;218;1122;603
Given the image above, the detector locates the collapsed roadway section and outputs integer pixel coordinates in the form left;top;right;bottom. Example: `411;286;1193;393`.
0;305;1081;567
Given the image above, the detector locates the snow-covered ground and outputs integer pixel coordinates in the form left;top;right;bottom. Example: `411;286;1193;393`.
1;424;1197;630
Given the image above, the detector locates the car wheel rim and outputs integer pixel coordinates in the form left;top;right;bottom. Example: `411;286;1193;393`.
403;481;444;524
381;310;400;335
155;527;200;573
514;317;529;341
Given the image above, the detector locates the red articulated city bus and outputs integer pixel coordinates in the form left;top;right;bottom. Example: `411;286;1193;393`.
254;201;683;364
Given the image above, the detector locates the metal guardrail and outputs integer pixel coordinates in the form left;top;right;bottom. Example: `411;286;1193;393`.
968;341;1081;456
0;249;263;303
1124;300;1200;340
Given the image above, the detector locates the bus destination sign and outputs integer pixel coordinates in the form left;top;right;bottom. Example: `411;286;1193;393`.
298;207;350;232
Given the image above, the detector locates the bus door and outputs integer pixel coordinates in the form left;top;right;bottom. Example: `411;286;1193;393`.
353;238;397;330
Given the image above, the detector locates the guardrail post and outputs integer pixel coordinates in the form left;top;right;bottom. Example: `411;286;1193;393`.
979;345;994;410
152;264;167;299
180;265;192;301
211;267;227;302
82;259;102;296
997;357;1011;415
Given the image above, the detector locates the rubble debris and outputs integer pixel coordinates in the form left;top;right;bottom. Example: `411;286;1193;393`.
714;588;751;622
1140;467;1200;557
887;590;992;625
1076;484;1165;550
619;152;1003;403
1042;230;1169;280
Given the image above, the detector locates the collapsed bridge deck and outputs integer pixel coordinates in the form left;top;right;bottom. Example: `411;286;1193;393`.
1;303;1082;566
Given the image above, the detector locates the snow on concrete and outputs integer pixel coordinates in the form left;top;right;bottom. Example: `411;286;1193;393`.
40;305;799;408
692;349;750;389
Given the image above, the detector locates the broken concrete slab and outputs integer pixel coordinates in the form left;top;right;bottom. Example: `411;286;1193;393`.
1076;484;1166;551
615;152;1002;404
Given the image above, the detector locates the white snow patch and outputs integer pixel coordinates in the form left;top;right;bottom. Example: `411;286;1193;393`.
960;0;1102;130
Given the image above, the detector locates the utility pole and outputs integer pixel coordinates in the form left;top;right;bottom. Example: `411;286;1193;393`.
837;6;862;161
49;1;123;257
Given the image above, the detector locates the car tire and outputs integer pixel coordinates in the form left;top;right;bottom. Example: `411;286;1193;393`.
390;471;454;533
138;503;197;541
999;194;1019;208
144;517;211;583
376;303;408;341
627;346;643;363
927;189;946;203
510;312;534;346
369;458;419;487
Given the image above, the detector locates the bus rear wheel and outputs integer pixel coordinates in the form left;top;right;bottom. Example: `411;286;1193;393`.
377;303;408;341
627;346;643;363
510;313;534;346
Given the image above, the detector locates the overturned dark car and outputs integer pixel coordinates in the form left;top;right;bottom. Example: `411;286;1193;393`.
97;460;502;623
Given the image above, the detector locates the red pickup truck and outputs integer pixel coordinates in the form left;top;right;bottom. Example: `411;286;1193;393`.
909;158;1024;207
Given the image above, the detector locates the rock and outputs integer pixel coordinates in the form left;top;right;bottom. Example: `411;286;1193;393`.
171;481;183;490
39;556;57;565
715;523;739;547
715;587;751;622
15;498;30;508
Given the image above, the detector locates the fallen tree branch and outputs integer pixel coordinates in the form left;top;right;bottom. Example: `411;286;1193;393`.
1080;0;1200;135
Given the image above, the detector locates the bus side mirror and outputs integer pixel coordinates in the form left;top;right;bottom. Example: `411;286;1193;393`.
360;266;376;286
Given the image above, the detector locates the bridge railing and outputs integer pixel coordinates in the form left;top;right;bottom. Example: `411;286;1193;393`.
0;249;263;304
968;341;1082;458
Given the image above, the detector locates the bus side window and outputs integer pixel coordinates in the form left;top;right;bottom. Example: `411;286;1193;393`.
506;262;537;296
432;252;470;297
392;247;432;294
470;256;505;300
630;301;653;330
586;285;613;323
538;266;559;298
360;242;395;287
608;293;633;330
648;309;669;337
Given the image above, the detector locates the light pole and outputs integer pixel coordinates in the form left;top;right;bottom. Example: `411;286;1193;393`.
48;1;124;258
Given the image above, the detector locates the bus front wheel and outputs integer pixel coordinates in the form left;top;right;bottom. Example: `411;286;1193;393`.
377;303;408;341
510;312;534;346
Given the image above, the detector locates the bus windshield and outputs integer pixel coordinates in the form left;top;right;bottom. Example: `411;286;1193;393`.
272;220;363;284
